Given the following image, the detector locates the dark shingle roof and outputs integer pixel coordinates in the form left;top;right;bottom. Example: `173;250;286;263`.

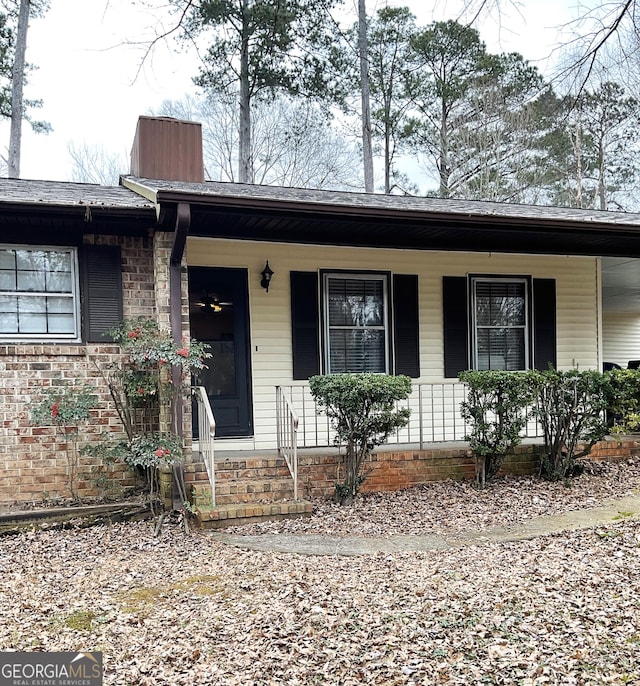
123;176;640;229
0;178;154;210
0;178;156;239
119;176;640;257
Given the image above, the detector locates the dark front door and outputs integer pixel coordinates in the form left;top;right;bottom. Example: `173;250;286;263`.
189;267;253;437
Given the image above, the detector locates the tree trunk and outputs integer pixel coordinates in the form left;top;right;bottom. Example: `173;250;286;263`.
8;0;30;179
597;139;606;210
358;0;374;193
439;98;449;197
238;0;252;184
574;125;583;208
384;96;391;194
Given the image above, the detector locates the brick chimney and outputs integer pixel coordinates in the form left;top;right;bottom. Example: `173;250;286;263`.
130;116;204;183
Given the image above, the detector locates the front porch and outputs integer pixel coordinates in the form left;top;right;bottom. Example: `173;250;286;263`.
190;384;640;528
190;439;640;528
190;382;490;521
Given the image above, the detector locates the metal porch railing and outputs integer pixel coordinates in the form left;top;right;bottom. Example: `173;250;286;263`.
193;385;216;507
275;385;299;501
277;382;542;451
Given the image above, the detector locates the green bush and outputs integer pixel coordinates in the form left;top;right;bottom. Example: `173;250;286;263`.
309;373;412;505
459;370;536;487
605;368;640;433
86;317;210;508
532;368;610;480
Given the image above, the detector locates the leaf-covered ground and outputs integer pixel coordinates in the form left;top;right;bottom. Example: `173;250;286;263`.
1;459;640;685
226;457;640;537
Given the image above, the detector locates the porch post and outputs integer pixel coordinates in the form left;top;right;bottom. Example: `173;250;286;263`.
170;202;191;507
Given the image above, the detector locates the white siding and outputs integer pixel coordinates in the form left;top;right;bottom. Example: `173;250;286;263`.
187;238;600;449
602;312;640;368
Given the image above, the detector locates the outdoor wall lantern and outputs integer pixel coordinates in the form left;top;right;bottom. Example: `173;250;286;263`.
260;261;274;292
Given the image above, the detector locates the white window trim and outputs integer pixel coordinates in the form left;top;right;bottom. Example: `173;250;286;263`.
471;275;530;371
0;245;81;342
322;271;390;374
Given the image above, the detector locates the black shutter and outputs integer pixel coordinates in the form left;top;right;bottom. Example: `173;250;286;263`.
81;245;123;342
393;274;420;377
291;271;320;379
533;278;556;370
443;276;469;378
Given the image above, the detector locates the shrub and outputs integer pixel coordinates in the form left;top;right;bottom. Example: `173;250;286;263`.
605;368;640;433
532;368;610;480
309;373;412;505
102;317;210;436
31;382;98;500
86;317;210;511
459;370;536;487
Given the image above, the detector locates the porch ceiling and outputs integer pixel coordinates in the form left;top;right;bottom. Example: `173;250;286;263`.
602;257;640;313
183;204;640;257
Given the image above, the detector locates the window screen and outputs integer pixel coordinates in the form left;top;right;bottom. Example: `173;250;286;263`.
325;275;388;373
473;278;528;370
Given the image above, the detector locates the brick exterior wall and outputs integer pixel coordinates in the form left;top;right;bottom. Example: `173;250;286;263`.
0;233;187;507
296;445;546;500
297;439;639;500
201;439;640;506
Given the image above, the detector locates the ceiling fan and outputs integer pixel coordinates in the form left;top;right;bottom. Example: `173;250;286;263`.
197;293;232;313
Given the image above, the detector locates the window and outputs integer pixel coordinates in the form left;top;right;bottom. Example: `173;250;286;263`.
291;271;419;380
323;273;388;373
444;275;556;378
0;247;80;340
472;277;528;370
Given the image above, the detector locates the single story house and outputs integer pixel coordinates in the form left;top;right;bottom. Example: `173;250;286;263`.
1;115;640;512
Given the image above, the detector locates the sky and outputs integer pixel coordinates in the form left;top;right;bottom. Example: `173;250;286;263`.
10;0;583;183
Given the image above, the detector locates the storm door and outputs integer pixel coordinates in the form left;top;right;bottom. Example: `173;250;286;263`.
189;266;253;437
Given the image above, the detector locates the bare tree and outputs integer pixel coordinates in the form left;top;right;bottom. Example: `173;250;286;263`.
358;0;373;192
67;142;128;186
155;93;362;190
555;2;640;88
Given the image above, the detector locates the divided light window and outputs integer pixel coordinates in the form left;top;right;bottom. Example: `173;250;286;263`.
472;277;528;371
324;274;388;374
0;246;80;340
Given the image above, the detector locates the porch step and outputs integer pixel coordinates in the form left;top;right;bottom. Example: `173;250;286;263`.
191;455;301;506
196;500;313;529
190;454;311;528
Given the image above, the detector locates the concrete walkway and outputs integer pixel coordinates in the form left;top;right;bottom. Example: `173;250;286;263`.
208;494;640;556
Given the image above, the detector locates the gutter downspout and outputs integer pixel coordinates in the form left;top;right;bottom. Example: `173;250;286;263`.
170;202;191;508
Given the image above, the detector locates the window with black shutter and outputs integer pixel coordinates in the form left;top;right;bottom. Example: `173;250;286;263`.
291;270;420;379
442;274;556;376
323;273;388;374
0;245;80;341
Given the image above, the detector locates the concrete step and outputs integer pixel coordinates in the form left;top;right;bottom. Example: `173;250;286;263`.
196;499;313;529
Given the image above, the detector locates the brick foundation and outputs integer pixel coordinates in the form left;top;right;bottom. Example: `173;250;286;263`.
294;444;547;500
190;438;640;506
